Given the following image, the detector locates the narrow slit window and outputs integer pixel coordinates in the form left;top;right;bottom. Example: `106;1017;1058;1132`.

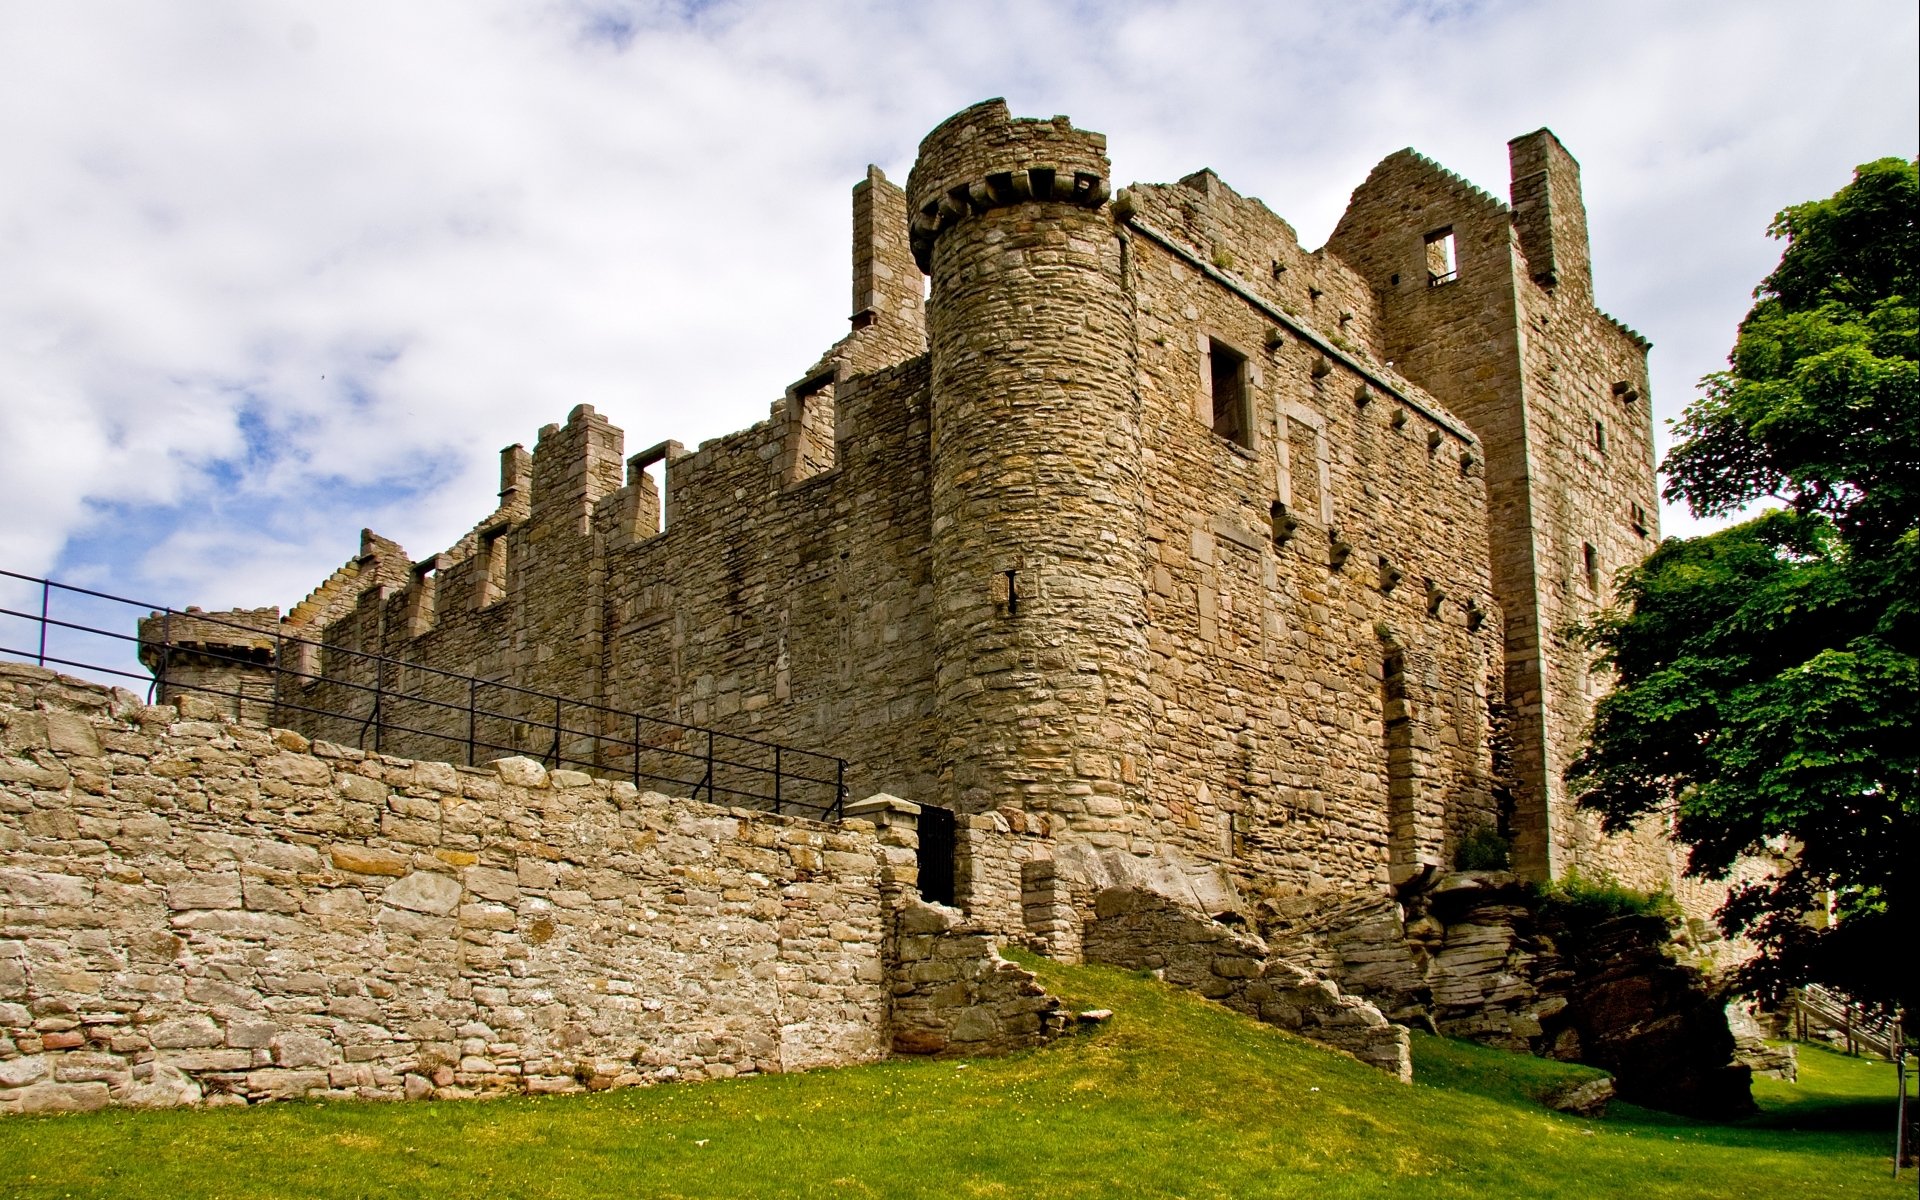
1583;542;1600;592
1208;339;1251;449
1425;228;1458;286
1383;650;1416;871
1593;418;1607;454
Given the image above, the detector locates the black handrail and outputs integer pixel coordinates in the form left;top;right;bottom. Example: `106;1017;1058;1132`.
0;568;848;820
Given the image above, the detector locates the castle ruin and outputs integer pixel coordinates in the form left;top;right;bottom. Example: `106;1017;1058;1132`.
3;101;1741;1116
153;98;1672;900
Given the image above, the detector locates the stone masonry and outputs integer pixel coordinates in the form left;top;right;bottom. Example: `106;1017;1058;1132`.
142;99;1679;911
82;100;1718;1096
0;663;1060;1114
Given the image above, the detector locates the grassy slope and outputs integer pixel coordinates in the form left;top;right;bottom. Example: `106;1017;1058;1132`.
0;954;1905;1200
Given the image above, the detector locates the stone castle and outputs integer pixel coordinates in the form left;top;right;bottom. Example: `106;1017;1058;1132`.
153;97;1669;898
4;101;1744;1117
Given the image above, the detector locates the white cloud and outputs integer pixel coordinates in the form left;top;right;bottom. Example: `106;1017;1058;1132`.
0;0;1913;618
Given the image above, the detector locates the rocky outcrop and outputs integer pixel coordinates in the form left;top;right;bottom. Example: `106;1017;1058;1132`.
1545;1076;1615;1117
1555;914;1753;1117
1256;872;1753;1117
1728;998;1797;1082
1084;887;1410;1082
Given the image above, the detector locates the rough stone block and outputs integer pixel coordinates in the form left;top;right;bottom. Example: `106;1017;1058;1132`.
168;880;244;911
125;1063;202;1108
0;869;92;908
330;845;409;877
0;1055;49;1087
42;711;102;757
10;1081;111;1114
271;1033;332;1069
491;757;548;788
149;1015;223;1049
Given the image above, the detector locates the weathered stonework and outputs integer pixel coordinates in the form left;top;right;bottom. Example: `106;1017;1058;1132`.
1084;886;1410;1082
0;664;1061;1114
46;99;1731;1101
142;100;1679;912
889;899;1065;1057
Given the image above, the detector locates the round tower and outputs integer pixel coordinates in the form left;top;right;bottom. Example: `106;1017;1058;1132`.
909;100;1152;830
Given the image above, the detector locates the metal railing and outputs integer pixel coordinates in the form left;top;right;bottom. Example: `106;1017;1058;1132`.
0;569;846;820
1792;983;1900;1059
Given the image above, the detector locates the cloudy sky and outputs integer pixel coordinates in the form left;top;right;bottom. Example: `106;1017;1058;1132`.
3;0;1916;634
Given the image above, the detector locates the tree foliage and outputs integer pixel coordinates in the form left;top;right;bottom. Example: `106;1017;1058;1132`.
1568;157;1918;1014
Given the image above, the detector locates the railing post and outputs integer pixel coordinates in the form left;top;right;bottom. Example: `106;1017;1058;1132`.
835;758;845;820
466;677;477;767
552;695;562;768
372;655;385;754
36;579;49;666
773;746;782;816
705;730;715;805
632;712;641;791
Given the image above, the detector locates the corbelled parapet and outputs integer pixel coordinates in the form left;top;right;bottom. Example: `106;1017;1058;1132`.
905;99;1111;272
136;606;283;721
135;606;281;674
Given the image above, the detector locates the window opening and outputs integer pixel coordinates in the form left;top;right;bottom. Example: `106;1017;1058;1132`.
406;558;443;638
627;440;678;535
785;372;837;485
1208;339;1251;448
1425;228;1458;286
1630;502;1650;537
917;805;957;906
1593;418;1607;454
1288;421;1318;515
1583;543;1600;592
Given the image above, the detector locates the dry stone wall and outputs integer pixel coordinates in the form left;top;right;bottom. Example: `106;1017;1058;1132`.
0;663;893;1113
1083;886;1410;1081
888;898;1064;1056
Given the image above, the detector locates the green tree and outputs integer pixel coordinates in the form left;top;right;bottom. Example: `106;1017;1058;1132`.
1567;157;1918;1020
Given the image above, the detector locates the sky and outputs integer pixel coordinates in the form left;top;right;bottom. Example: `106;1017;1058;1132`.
2;0;1916;644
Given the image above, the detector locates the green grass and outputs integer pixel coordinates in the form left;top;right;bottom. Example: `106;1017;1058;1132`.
0;956;1906;1199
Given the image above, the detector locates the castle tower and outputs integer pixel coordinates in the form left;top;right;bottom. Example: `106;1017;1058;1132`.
1327;130;1659;883
908;101;1154;825
136;607;283;723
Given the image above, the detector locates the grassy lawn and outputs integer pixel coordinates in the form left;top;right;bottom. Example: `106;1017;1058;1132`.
0;954;1906;1199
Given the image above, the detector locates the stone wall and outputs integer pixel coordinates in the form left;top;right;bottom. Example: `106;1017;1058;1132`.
888;898;1064;1056
1326;135;1669;891
135;99;1696;952
1084;887;1410;1082
1120;173;1503;896
0;663;892;1114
